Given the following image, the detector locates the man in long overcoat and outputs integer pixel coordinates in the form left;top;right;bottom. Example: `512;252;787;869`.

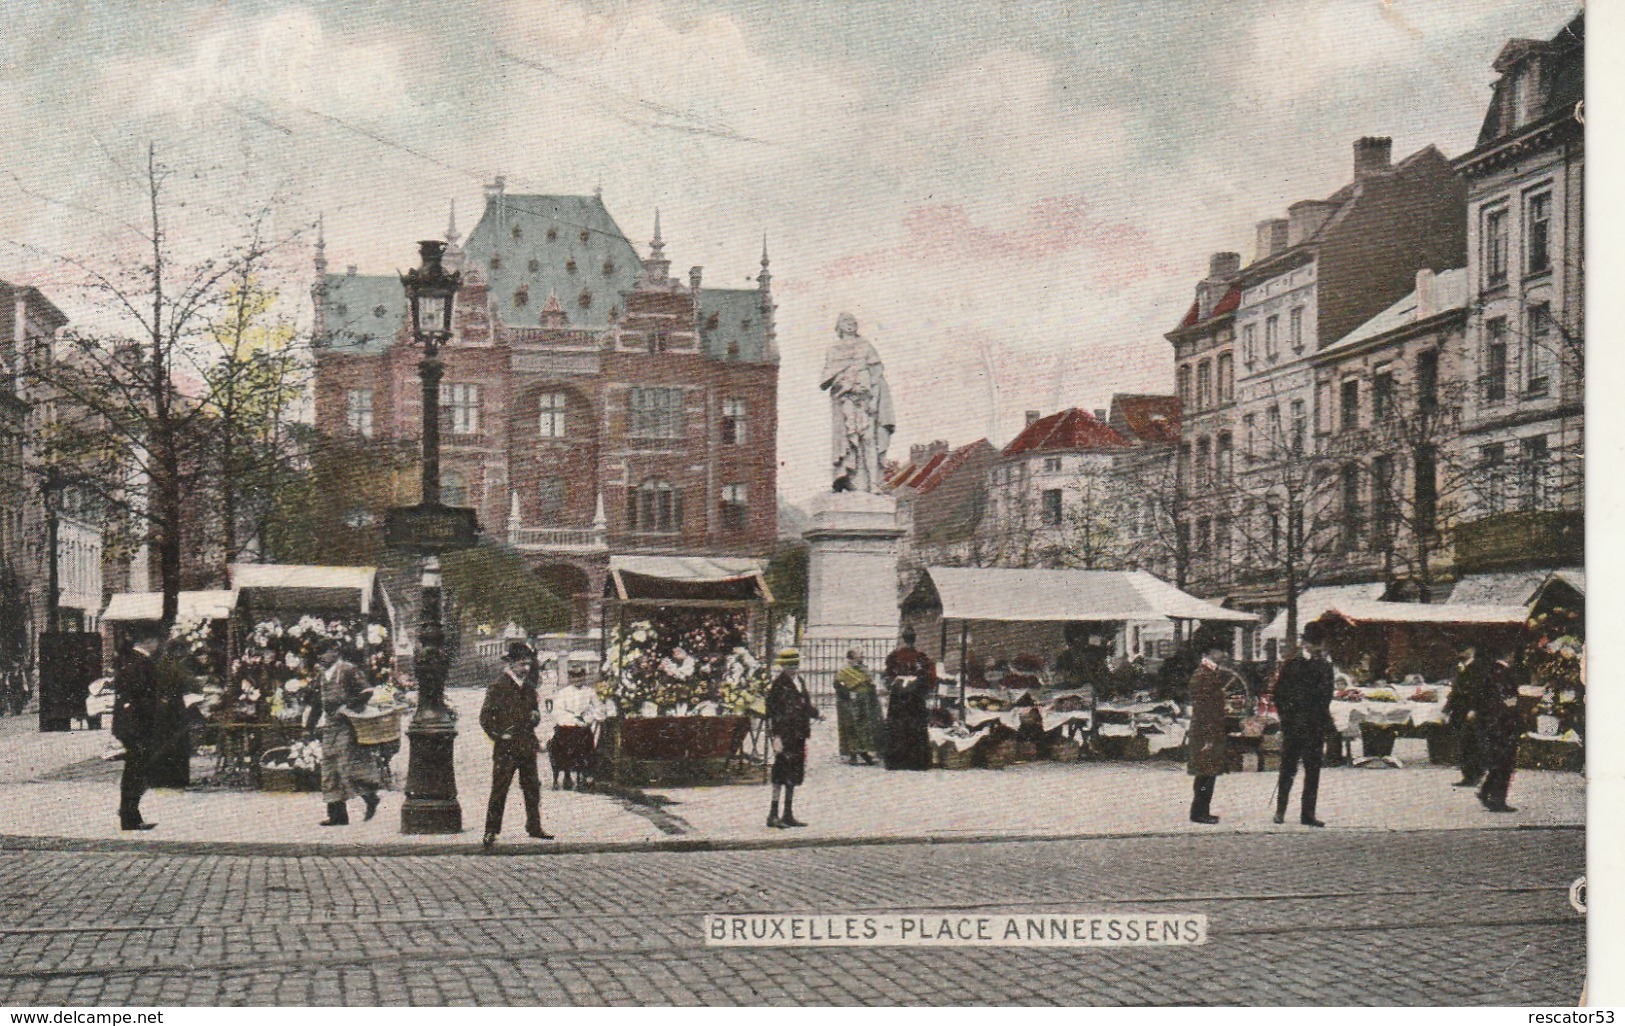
480;642;552;849
1186;631;1234;824
306;641;380;826
1271;620;1335;826
1444;643;1488;788
112;626;164;830
766;649;819;828
1475;642;1525;814
882;628;936;770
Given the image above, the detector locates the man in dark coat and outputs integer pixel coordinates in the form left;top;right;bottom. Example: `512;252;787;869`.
112;626;164;830
1475;642;1525;813
306;641;381;826
1186;629;1234;824
1271;620;1335;827
480;642;552;850
766;649;819;828
883;627;937;770
1444;643;1487;788
146;643;194;789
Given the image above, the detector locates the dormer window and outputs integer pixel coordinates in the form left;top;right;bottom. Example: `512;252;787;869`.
514;286;530;307
528;258;540;273
579;230;590;243
705;313;719;331
741;318;752;330
335;303;349;318
578;289;592;308
489;255;502;270
511;225;523;241
546;228;557;242
602;260;615;276
372;305;387;318
565;258;577;274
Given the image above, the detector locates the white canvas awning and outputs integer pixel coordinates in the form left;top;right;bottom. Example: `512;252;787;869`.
1316;599;1528;627
101;590;238;623
1261;583;1388;640
605;555;772;606
228;564;389;618
908;568;1255;624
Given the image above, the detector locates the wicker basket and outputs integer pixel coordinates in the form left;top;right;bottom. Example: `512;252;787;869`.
934;741;979;770
343;707;402;746
259;747;319;792
1047;738;1082;763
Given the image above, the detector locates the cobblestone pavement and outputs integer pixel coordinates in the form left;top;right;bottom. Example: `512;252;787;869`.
0;828;1582;1006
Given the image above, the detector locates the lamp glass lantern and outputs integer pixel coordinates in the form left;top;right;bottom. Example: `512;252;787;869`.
402;240;459;341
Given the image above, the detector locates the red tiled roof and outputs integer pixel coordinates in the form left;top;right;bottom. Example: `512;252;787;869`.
914;439;992;494
1174;286;1240;330
1003;409;1128;457
1112;394;1181;444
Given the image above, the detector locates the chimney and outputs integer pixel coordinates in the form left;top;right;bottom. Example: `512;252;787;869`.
1197;251;1241;320
1254;219;1289;262
1208;252;1241;280
1353;136;1392;181
1414;268;1437;321
345;265;356;277
1025;410;1041;426
688;266;703;292
1287;200;1339;247
1093;409;1107;423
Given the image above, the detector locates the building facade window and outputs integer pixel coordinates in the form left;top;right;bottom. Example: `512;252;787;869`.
1196;360;1212;410
1242;325;1257;366
1216;432;1233;484
721;483;748;532
1526;191;1552;274
1178;443;1192;488
1195;437;1211;490
440;383;480;435
1520;435;1549;510
1041;489;1063;526
1415;445;1438;532
1177;364;1192;409
538;477;566;519
1340;379;1359;432
1484;318;1508;402
1043;456;1062;473
1196;517;1212;556
1484;206;1509;286
721;398;747;444
1417;349;1439;414
1290;400;1307;455
539;391;568;437
1479;443;1507;514
1371;363;1395;422
1266;405;1282;453
630;479;682;532
1216;352;1234;403
1525;303;1552;396
345;388;374;438
1243;414;1257;460
1370;454;1394;550
1340;464;1362;550
1264;315;1280;360
628;386;685;438
441;470;468;507
1289;306;1305;351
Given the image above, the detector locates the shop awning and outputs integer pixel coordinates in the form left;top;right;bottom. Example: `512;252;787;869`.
605;555;773;606
228;563;389;617
101;590;238;623
906;567;1255;624
1315;599;1528;627
1261;583;1387;640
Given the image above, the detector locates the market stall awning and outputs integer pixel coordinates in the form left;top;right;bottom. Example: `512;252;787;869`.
906;568;1255;624
1261;583;1387;640
228;563;388;617
605;555;773;606
1315;599;1528;626
101;590;238;623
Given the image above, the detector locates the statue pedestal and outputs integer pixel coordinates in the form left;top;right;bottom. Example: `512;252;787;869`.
802;491;902;641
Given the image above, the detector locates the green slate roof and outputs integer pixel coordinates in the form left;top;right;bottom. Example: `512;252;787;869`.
698;288;771;363
464;193;642;328
318;273;406;355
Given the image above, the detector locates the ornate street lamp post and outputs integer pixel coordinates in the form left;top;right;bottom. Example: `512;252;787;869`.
393;239;474;834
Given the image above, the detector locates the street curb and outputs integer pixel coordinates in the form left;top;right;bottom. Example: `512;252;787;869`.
0;822;1580;859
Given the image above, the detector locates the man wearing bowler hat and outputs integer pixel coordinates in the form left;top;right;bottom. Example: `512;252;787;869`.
480;641;553;850
1271;620;1336;827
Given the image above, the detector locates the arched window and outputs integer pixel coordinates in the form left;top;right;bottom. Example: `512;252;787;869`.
628;479;681;533
441;470;468;507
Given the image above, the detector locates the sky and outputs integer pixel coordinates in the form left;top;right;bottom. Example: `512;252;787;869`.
0;0;1583;504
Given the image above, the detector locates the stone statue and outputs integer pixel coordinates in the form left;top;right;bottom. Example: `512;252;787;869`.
819;312;895;493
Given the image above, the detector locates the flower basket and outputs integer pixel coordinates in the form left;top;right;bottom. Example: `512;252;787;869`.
259;748;320;792
933;741;979;770
1047;738;1082;763
343;707;402;746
